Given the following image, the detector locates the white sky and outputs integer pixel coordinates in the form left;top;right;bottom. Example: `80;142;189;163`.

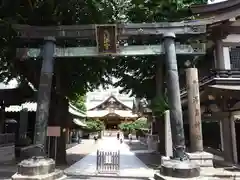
0;79;19;89
208;0;227;4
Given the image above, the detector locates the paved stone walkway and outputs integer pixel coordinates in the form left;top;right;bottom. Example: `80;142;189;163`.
66;139;102;166
66;178;144;180
0;145;15;164
64;137;156;179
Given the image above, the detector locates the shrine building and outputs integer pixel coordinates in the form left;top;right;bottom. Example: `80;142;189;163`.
86;89;138;129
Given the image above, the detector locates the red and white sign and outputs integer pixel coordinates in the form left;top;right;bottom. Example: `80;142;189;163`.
47;126;61;137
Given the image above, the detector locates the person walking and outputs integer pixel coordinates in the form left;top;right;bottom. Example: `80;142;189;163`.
128;133;132;144
117;132;120;140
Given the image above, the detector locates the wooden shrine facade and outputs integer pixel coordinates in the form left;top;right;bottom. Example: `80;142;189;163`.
87;95;137;130
179;1;240;164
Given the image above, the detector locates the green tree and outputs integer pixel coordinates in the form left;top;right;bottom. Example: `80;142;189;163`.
119;118;148;132
151;95;169;117
71;95;87;112
85;118;105;132
133;117;149;130
118;122;135;133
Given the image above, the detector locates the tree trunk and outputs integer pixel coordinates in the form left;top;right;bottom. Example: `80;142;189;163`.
0;107;5;133
48;92;68;165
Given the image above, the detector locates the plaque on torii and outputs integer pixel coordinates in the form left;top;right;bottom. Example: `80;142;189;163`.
95;24;117;54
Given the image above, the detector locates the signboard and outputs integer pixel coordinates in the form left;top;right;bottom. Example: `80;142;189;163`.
96;24;117;54
47;126;61;137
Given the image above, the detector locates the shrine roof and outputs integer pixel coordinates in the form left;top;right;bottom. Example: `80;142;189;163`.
88;94;132;111
191;0;240;14
190;0;240;24
189;0;240;34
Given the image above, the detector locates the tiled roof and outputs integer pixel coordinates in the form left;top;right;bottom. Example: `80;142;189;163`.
5;102;86;117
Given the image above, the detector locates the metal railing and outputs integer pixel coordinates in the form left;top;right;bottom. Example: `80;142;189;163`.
0;133;15;145
96;150;120;174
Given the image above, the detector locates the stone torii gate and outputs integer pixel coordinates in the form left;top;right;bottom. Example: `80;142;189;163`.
13;22;206;179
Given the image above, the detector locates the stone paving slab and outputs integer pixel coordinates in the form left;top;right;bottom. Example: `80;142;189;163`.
0;145;15;163
201;167;240;178
66;139;102;167
66;178;146;180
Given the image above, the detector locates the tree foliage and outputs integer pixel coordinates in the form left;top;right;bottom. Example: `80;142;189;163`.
118;122;135;133
133;117;148;130
85;118;105;132
118;117;149;132
0;0;207;101
70;95;87;112
151;95;169;117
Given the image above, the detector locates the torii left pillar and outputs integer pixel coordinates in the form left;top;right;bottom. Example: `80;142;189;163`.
12;37;66;180
34;37;55;147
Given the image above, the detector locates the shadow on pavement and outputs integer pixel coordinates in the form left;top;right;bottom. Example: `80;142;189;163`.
126;141;148;151
67;153;88;166
125;140;161;170
66;143;78;150
134;152;161;170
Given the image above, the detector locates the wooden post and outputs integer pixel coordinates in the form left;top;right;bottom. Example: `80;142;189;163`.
19;108;28;138
164;110;173;157
186;68;203;152
0;101;5;133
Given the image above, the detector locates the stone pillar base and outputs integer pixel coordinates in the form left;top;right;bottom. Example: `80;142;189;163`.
147;135;158;152
12;170;65;180
159;159;200;179
12;156;66;180
186;151;213;167
153;173;220;180
161;156;171;164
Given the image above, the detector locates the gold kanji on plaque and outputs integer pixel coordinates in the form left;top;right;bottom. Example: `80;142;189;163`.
96;25;117;54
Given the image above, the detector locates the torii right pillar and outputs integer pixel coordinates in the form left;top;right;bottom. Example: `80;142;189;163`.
156;32;200;179
185;68;214;167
